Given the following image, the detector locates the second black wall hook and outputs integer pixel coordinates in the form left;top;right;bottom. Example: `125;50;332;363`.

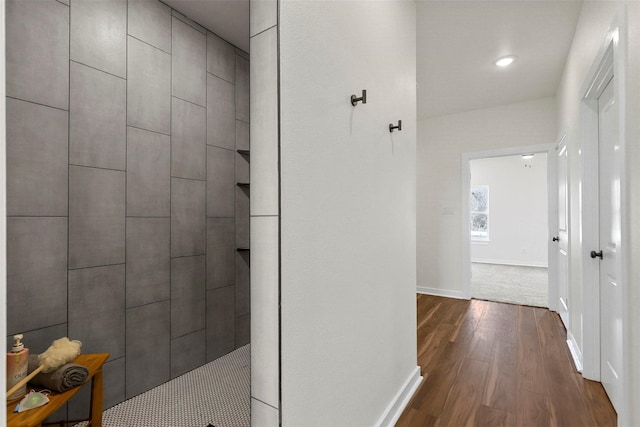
389;120;402;132
351;90;367;106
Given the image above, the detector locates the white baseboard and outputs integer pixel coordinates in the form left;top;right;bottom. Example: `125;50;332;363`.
471;259;548;268
566;332;583;373
375;366;423;427
417;286;467;300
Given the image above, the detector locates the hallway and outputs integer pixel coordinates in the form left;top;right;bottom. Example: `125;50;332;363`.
396;295;616;426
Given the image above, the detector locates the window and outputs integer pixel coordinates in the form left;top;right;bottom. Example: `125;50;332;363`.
470;185;489;241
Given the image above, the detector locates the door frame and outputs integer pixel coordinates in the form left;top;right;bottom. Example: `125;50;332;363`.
579;9;629;422
460;143;556;302
555;133;582;371
553;132;568;322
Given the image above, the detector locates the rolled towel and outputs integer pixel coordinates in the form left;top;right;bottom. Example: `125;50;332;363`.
27;355;89;392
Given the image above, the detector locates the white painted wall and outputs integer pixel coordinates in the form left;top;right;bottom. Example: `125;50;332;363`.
417;97;556;297
555;2;640;424
279;1;418;425
470;154;548;267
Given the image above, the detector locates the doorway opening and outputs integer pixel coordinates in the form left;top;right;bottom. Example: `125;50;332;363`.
468;153;549;307
461;144;557;308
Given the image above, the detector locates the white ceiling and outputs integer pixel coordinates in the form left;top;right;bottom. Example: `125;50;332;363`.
417;0;583;119
163;0;250;52
167;0;583;119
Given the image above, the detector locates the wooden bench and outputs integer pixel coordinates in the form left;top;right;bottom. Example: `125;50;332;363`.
6;353;109;427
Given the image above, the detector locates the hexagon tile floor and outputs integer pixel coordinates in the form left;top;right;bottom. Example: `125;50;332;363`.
76;344;250;427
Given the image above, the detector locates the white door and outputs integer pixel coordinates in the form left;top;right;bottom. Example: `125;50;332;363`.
556;140;569;328
596;78;622;413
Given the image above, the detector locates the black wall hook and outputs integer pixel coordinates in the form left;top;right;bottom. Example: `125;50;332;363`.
389;120;402;133
351;90;367;106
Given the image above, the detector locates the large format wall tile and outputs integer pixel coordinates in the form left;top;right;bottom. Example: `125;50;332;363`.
127;127;170;217
6;98;68;216
207;74;235;150
171;256;206;338
6;0;249;411
171;329;206;378
11;323;68;354
236;187;250;249
68;356;126;419
126;301;170;398
236;313;250;347
236;120;250;151
172;17;206;107
69;166;125;269
171;178;206;257
103;358;127;411
250;27;278;216
68;264;126;358
128;0;171;53
207;33;235;83
251;398;279;427
172;98;206;180
236;151;250;184
251;216;279;408
68;371;96;420
236;252;250;316
70;0;126;78
70;62;126;170
7;218;67;334
128;36;171;135
207;147;235;218
236;48;249;61
206;285;235;361
6;0;69;110
206;218;235;289
235;55;250;122
250;0;278;37
126;218;170;308
172;9;206;34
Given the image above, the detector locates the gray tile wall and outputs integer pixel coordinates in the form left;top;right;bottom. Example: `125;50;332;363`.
172;17;207;107
171;97;206;180
125;300;171;398
207;218;236;289
6;0;250;416
6;98;68;216
68;166;126;269
69;62;126;170
6;0;69;110
70;0;127;78
126;127;171;217
127;36;171;135
250;0;279;423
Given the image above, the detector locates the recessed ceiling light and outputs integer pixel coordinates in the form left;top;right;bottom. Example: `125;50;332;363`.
495;56;516;67
521;153;534;160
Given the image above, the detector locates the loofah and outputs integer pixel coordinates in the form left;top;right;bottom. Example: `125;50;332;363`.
37;337;82;373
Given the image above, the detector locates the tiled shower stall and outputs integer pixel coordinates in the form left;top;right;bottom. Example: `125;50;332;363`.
5;0;249;420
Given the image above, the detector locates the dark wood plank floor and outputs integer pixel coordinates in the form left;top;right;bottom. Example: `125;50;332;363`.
396;294;617;426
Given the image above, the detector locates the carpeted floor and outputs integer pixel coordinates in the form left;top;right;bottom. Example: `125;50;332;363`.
76;344;250;427
471;263;548;307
